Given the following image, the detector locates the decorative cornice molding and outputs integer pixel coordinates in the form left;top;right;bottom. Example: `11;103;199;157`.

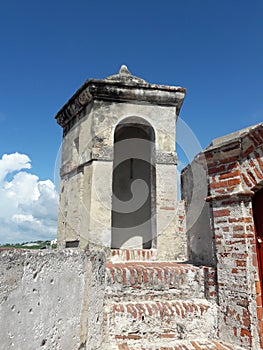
55;66;186;129
56;88;93;128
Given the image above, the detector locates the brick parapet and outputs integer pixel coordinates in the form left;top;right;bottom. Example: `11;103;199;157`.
205;123;263;198
105;261;217;301
109;249;157;262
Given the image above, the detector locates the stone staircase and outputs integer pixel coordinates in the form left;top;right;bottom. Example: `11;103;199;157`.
102;249;243;349
116;340;239;350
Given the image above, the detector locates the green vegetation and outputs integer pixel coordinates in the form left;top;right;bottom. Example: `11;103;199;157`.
0;240;57;250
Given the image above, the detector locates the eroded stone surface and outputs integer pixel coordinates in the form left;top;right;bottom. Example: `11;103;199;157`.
0;249;105;350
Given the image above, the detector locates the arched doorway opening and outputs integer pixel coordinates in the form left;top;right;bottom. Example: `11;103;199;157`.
252;188;263;303
111;118;156;249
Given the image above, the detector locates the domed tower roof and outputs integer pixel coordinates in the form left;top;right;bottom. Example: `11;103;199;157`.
55;65;186;128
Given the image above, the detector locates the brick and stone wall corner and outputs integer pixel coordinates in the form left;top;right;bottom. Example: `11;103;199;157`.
204;123;263;349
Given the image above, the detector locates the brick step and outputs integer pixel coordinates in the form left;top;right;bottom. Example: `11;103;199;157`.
109;249;158;262
104;299;218;343
114;339;245;350
106;261;217;300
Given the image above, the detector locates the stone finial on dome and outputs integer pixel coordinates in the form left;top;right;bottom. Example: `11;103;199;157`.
105;65;147;85
118;65;131;75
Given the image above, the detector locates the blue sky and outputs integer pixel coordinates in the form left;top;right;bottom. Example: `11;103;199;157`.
0;1;263;243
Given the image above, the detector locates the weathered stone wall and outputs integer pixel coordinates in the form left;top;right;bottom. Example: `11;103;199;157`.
0;248;105;350
181;156;215;266
58;98;180;253
156;199;187;261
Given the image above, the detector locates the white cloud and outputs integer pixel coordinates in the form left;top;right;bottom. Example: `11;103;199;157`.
12;214;35;223
0;153;58;244
0;152;31;183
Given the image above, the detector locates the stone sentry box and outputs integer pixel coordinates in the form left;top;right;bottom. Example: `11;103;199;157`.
55;66;186;259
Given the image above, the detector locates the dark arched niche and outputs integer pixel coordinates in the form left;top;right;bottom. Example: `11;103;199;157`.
111;117;156;249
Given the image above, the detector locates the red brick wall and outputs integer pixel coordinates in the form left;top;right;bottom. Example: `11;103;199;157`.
204;123;263;349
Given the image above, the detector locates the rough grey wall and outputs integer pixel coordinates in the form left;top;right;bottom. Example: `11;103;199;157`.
0;248;105;350
181;155;215;266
